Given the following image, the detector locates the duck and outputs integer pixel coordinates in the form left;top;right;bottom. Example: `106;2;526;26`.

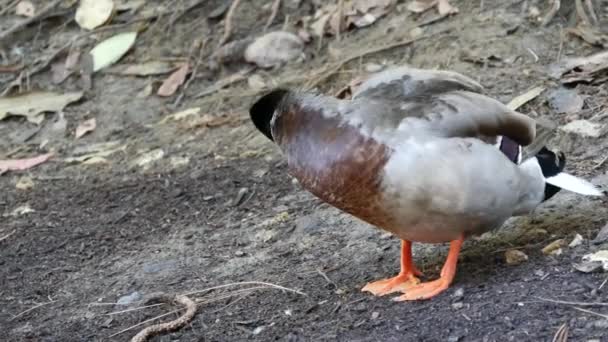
248;66;605;301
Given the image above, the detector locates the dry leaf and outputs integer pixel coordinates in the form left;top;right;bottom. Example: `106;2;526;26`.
0;91;83;124
245;31;304;68
0;153;53;175
52;49;82;84
75;118;97;139
548;50;608;79
64;144;125;163
567;26;608;48
505;249;528;265
6;204;35;217
105;61;179;76
506;87;545;110
75;0;115;30
157;63;189;97
157;107;201;124
437;0;458;15
90;32;138;72
133;149;164;168
15;1;35;17
568;234;584;247
247;74;267;90
542;239;567;255
560;120;603;138
406;0;437;13
582;250;608;271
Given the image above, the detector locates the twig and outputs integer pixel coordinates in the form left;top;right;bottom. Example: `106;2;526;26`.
193;66;254;98
264;0;282;31
305;31;443;90
336;0;345;41
10;300;57;321
541;0;560;27
599;276;608;290
572;306;608;319
218;0;241;46
316;268;336;288
182;281;307;297
534;296;608;307
575;0;591;26
0;230;16;242
129;295;197;342
594;155;608;169
0;0;19;17
551;323;568;342
168;0;210;28
0;0;64;43
173;39;207;107
584;0;598;25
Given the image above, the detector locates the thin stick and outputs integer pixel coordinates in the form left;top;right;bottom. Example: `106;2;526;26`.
572;306;608;319
106;303;164;316
535;296;608;307
110;310;180;338
183;281;307;297
264;0;282;31
0;0;64;42
130;295;197;342
218;0;241;46
305;31;443;90
193;66;254;98
575;0;591;26
0;230;16;242
584;0;598;25
10;300;56;321
599;276;608;290
551;323;568;342
173;38;207;107
541;0;560;27
336;0;345;41
0;0;19;17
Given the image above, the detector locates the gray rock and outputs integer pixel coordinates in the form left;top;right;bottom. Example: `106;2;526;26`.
117;291;141;305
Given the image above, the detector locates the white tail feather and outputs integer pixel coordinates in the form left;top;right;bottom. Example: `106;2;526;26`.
545;173;605;196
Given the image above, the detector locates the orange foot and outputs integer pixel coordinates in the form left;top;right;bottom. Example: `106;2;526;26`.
361;272;420;296
361;240;423;296
396;237;463;301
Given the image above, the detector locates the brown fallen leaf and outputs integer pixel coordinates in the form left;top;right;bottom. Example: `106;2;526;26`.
505;249;529;265
15;0;35;17
157;63;189;97
75;118;96;139
542;239;567;255
0;153;53;175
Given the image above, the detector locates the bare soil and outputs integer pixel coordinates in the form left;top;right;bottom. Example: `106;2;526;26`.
2;0;608;341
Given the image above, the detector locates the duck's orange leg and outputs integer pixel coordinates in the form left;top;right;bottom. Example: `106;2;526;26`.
395;236;464;301
361;240;423;296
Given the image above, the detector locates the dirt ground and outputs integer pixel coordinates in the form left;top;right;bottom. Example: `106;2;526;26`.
2;0;608;341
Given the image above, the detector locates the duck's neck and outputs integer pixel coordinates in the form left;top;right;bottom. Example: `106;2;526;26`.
513;157;546;215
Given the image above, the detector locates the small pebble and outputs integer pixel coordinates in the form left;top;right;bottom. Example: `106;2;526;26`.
371;311;380;320
453;288;464;298
452;302;464;310
235;250;245;257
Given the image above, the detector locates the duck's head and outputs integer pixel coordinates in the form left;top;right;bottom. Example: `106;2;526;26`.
534;146;604;199
249;89;290;142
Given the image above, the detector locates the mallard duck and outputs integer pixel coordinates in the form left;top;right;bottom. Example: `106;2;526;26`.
249;66;604;301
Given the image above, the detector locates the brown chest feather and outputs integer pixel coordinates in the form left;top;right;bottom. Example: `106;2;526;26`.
273;106;395;228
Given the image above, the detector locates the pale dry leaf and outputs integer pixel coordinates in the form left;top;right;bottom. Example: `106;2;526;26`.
437;0;458;15
64;144;125;163
157;63;189;97
90;32;138;72
245;31;304;68
8;204;35;217
75;118;97;139
542;239;567;255
560;120;603;138
247;74;267;90
75;0;115;30
310;12;331;37
0;153;53;175
582;250;608;271
157;107;201;124
15;1;35;17
105;61;179;76
133;149;164;168
0;91;83;124
505;249;528;265
406;0;437;13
